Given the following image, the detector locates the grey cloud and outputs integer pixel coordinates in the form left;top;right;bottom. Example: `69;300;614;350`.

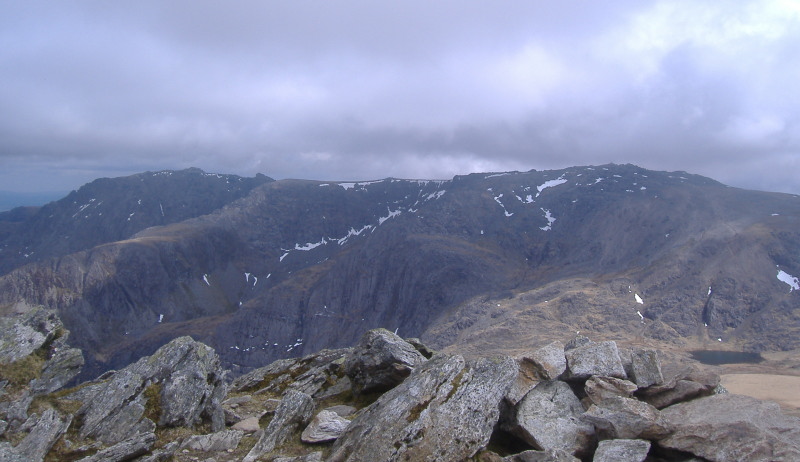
1;0;799;196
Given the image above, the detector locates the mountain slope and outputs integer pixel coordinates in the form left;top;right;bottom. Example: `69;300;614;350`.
0;168;272;275
1;164;799;379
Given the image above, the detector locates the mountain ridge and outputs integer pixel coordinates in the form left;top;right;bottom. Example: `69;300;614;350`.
0;164;799;380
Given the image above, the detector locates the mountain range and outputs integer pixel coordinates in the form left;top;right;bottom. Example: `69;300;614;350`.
1;164;798;380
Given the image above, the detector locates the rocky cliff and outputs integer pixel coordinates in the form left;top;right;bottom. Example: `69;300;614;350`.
1;323;798;461
0;164;799;379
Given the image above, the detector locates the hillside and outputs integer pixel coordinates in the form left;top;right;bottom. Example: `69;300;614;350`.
0;164;799;380
0;168;272;275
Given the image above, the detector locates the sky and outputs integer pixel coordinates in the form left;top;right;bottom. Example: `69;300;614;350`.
2;0;800;200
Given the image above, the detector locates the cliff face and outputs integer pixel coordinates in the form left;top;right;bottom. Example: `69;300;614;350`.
1;164;799;379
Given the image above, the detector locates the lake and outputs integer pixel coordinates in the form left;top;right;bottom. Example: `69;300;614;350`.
690;350;763;365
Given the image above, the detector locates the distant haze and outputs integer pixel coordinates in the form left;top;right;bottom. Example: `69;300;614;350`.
1;1;799;196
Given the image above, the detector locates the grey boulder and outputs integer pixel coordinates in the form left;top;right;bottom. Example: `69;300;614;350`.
344;328;427;395
180;429;243;452
592;438;651;462
243;389;315;462
329;354;517;462
301;410;350;443
584;376;637;405
77;336;227;444
659;394;800;461
565;341;625;380
505;380;594;457
628;349;663;388
582;396;668;440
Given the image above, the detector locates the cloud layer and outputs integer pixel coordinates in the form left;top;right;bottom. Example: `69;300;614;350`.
2;0;799;195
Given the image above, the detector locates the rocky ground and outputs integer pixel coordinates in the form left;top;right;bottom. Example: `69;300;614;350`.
1;308;799;461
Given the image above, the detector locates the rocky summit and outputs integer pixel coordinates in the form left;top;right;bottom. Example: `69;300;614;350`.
0;165;799;381
1;325;799;461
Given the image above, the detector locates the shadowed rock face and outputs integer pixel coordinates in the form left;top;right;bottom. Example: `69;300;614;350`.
0;164;799;378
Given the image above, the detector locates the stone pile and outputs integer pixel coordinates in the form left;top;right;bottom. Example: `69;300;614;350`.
1;318;799;461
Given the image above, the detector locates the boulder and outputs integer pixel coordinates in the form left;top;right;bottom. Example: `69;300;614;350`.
301;410;351;443
522;341;566;381
565;341;625;380
180;429;243;452
659;394;800;461
582;396;668;440
0;306;62;364
628;349;663;388
505;360;539;406
507;342;567;406
232;416;261;433
243;390;315;462
273;452;323;462
324;404;357;417
0;442;27;462
77;336;227;444
134;441;179;462
505;380;595;457
344;328;427;395
564;335;591;351
592;438;651;462
77;431;156;462
637;367;719;409
502;449;579;461
30;347;84;395
584;376;637;405
10;408;71;462
329;354;517;462
638;379;707;409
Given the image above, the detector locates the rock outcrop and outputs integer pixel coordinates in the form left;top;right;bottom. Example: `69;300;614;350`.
329;354;518;461
659;394;800;461
76;336;227;444
343;328;427;395
1;326;799;461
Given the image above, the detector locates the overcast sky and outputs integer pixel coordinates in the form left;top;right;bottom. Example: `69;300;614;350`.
2;1;800;198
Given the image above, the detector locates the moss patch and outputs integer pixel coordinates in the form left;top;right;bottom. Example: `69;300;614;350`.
0;354;45;391
143;382;162;424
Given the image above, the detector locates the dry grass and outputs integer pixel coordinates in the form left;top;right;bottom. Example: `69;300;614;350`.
721;373;800;417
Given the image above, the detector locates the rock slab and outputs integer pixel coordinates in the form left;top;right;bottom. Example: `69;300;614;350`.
565;341;625;379
506;380;594;457
329;354;517;462
301;410;350;443
659;394;800;461
592;438;651;462
243;389;315;462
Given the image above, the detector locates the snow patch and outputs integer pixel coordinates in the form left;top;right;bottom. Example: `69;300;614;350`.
338;224;373;245
158;314;163;323
203;274;210;286
636;310;644;321
777;269;800;292
424;190;446;201
296;238;327;251
339;183;356;190
378;208;402;225
493;195;514;217
539;208;555;230
535;177;567;197
635;293;644;304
